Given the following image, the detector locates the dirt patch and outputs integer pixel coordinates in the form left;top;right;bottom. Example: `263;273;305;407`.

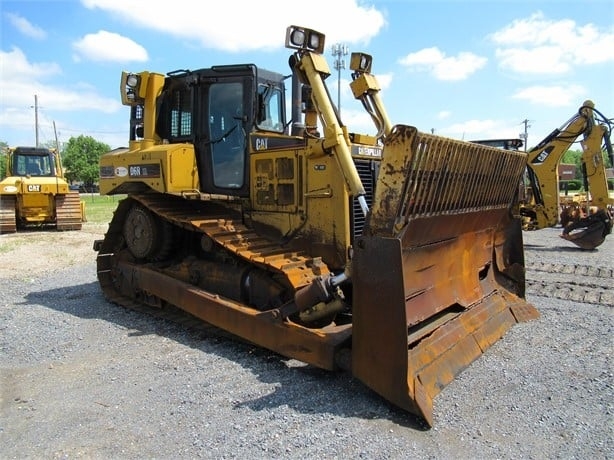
0;223;108;280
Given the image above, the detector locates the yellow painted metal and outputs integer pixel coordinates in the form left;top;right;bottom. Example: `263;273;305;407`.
95;26;540;428
0;147;85;231
522;100;613;249
99;144;199;195
351;125;538;425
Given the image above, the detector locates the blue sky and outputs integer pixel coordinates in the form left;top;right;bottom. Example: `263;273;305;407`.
1;0;613;151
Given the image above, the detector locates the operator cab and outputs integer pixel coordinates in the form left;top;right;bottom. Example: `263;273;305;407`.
151;65;287;197
11;147;55;177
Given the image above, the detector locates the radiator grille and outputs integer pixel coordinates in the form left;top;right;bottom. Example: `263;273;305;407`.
351;159;379;241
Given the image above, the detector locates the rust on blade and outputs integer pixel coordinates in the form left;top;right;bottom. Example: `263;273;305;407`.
351;125;539;426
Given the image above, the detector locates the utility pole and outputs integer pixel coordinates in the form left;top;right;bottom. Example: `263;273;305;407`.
53;120;64;175
331;43;348;114
53;120;60;151
519;118;531;152
33;94;39;147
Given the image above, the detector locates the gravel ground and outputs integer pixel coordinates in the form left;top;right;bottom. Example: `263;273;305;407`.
0;223;612;459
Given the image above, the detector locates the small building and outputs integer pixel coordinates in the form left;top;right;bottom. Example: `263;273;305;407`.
558;164;576;180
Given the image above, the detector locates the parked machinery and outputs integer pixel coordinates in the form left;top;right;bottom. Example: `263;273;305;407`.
0;146;85;233
94;26;539;426
520;101;613;249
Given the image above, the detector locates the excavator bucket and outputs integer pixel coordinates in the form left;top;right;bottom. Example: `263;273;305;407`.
560;209;613;250
351;125;539;426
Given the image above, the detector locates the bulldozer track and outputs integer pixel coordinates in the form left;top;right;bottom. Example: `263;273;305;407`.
0;195;17;233
130;193;328;286
525;262;614;306
97;255;248;344
96;194;329;340
56;192;83;230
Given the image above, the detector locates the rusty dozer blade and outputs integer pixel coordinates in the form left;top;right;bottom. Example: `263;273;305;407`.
560;208;613;250
351;126;539;426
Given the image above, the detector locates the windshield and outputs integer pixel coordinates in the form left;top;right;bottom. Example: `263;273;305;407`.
14;153;52;176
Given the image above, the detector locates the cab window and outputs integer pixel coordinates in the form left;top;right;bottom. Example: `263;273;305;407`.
256;85;284;132
209;82;245;189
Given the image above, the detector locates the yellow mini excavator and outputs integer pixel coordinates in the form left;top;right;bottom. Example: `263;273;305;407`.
94;26;539;426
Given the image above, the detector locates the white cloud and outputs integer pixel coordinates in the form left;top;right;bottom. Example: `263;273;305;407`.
495;46;570;75
437;111;451;120
398;47;487;81
440;119;521;141
0;46;122;143
81;0;386;52
490;11;614;75
72;30;148;63
400;47;444;66
445;119;498;136
1;22;137;145
0;47;61;80
512;84;586;107
5;12;47;40
340;108;378;134
376;73;393;90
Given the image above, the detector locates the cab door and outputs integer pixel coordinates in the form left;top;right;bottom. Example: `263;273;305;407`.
196;78;252;197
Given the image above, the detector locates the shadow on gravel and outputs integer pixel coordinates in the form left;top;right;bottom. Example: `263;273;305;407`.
24;281;429;431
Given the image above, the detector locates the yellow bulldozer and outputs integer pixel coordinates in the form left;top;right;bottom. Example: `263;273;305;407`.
0;146;85;233
93;25;539;426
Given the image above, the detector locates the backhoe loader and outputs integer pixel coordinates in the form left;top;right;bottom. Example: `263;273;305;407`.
520;101;613;250
0;146;85;233
94;25;538;426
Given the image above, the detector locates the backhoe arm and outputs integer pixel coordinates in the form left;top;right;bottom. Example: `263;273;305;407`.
522;100;613;249
523;100;596;228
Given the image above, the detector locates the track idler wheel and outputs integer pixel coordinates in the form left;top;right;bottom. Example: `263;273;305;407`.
123;205;173;260
560;209;612;250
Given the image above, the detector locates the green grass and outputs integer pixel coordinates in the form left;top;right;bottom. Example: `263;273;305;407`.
0;240;16;253
81;194;126;224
